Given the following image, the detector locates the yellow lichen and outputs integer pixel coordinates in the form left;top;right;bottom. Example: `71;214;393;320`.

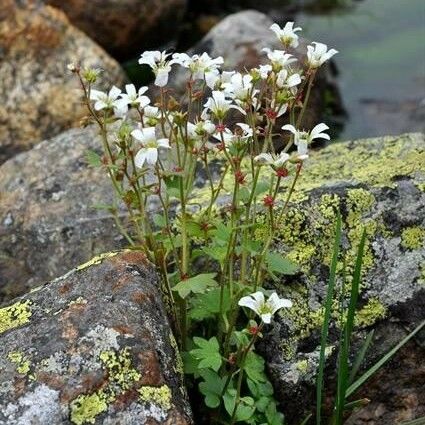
75;251;122;272
355;298;387;328
0;300;32;334
296;359;308;373
70;391;109;425
400;226;425;250
70;347;141;425
99;348;141;390
8;351;31;374
138;385;172;410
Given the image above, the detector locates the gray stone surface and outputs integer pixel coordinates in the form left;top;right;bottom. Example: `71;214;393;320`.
0;0;126;163
45;0;187;60
0;250;192;425
0;126;124;303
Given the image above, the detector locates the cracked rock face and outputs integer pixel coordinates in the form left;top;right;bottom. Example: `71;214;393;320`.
0;0;126;164
255;133;425;423
0;251;192;425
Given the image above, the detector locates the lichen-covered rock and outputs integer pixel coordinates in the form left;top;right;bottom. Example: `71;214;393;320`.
45;0;187;60
255;133;425;422
170;10;343;131
0;250;192;424
0;126;125;303
0;0;126;163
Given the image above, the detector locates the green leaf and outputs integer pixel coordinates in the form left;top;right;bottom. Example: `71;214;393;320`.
198;369;226;408
316;212;342;425
186;220;204;238
223;389;256;422
203;246;228;265
152;214;167;228
172;273;218;299
214;223;232;243
164;175;182;198
244;352;267;383
190;337;222;371
189;287;231;321
265;252;298;275
85;149;102;167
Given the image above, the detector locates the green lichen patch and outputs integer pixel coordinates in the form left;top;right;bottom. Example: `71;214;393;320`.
70;391;109;425
354;298;387;328
0;300;32;334
401;226;425;250
8;351;31;375
138;385;172;410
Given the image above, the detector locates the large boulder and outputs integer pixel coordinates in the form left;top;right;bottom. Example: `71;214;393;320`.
0;250;192;424
170;10;343;131
0;0;126;164
45;0;188;60
0;126;124;303
254;133;425;423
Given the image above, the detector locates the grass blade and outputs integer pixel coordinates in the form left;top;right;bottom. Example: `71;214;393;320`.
346;320;425;397
316;212;342;425
400;417;425;425
348;330;374;384
333;229;367;424
300;413;312;425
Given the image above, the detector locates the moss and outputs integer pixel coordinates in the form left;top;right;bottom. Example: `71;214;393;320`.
0;300;32;334
169;332;184;378
401;226;425;250
99;348;141;390
415;182;425;192
355;298;387;327
138;385;172;410
70;391;109;425
8;351;31;375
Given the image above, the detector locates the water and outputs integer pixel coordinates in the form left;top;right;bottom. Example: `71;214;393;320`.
297;0;425;139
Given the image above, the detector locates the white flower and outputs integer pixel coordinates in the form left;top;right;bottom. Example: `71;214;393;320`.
214;123;252;146
263;48;297;69
172;52;223;80
281;123;330;158
205;70;235;90
187;120;216;139
254;152;290;168
138;50;176;87
142;106;161;126
306;42;338;68
238;291;292;324
131;127;170;167
119;84;150;108
223;73;256;102
276;69;302;90
270;22;302;48
90;86;128;116
203;91;232;119
257;64;272;80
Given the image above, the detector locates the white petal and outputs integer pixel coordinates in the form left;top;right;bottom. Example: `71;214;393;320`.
125;84;136;97
311;123;329;137
261;313;272;324
109;85;121;100
154;68;169;87
131;128;144;141
238;296;260;314
146;148;158;165
134;149;147;168
157;138;170;149
281;124;297;135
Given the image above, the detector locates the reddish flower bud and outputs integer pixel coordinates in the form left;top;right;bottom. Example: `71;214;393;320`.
265;109;278;120
248;326;259;335
276;167;289;178
216;124;226;133
263;194;275;207
235;170;245;184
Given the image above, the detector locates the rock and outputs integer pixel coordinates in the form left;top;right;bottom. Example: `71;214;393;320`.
45;0;188;60
0;250;192;424
0;126;124;303
170;10;343;131
252;133;425;423
0;0;126;164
